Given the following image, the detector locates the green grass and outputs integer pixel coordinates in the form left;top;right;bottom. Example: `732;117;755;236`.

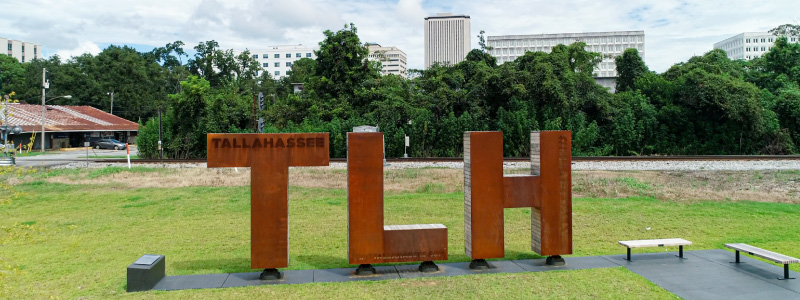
3;171;800;298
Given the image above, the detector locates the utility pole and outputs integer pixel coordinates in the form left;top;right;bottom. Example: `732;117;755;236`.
158;108;163;159
41;68;46;153
108;91;114;114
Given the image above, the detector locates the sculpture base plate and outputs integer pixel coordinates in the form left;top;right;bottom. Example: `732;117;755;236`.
355;264;377;276
260;268;283;280
546;255;566;266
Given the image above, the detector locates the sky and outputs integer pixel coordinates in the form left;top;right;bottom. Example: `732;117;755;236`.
1;0;799;72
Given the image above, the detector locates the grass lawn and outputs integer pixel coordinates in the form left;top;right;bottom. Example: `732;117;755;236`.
2;167;799;298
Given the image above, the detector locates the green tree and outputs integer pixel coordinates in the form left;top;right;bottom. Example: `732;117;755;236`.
308;23;380;118
615;48;648;92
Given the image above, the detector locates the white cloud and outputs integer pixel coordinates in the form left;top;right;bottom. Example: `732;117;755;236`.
55;41;102;61
1;0;799;71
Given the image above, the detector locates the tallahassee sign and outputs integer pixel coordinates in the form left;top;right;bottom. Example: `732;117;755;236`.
207;131;572;278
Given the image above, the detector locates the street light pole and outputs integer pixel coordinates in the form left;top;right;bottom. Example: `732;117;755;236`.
108;91;114;115
41;68;46;152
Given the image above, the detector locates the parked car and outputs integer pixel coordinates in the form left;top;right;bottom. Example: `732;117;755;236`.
95;139;127;150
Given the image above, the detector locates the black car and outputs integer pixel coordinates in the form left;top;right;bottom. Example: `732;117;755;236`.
95;139;127;150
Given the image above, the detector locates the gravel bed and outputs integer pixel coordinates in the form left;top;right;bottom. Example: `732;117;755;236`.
52;160;800;171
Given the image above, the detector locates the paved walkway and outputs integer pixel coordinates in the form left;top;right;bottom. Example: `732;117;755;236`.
150;250;800;299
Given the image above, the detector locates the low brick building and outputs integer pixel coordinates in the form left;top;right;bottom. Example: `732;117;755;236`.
3;103;138;150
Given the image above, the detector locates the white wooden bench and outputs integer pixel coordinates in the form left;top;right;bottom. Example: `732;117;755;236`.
725;243;799;280
618;238;692;261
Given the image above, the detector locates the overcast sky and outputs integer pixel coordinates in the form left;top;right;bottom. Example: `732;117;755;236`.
1;0;798;72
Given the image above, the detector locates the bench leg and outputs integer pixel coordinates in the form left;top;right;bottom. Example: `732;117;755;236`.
778;264;795;280
730;250;745;264
674;245;686;259
626;248;631;261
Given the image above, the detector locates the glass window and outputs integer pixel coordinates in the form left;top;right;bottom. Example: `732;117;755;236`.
273;54;278;58
21;56;25;62
274;62;279;67
6;44;10;51
761;38;766;43
285;53;291;58
769;38;773;42
306;53;312;57
296;53;301;57
252;54;258;59
274;71;280;76
262;54;268;59
22;45;25;51
263;62;268;67
255;70;259;76
762;47;766;51
286;62;292;67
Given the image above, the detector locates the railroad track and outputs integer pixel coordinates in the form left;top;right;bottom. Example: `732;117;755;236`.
80;155;800;164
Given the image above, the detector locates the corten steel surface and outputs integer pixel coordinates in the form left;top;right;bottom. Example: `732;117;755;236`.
463;131;572;260
348;132;448;264
537;131;572;256
207;133;329;269
464;132;505;259
503;175;540;208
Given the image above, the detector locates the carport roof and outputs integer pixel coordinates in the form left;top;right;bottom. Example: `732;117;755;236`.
2;104;138;133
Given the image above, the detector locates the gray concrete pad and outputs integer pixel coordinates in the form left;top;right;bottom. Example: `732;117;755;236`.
514;256;620;272
222;270;315;287
612;250;800;300
688;249;800;293
137;250;800;299
396;260;526;279
313;265;399;283
152;273;229;291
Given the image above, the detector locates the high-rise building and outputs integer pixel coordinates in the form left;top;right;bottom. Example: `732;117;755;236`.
367;43;408;77
714;32;799;61
487;31;645;79
1;37;42;63
424;13;471;68
234;45;317;78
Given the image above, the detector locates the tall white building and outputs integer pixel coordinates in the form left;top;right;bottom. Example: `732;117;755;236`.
367;43;408;77
487;31;645;78
235;45;317;78
424;13;471;68
714;32;799;60
1;37;42;63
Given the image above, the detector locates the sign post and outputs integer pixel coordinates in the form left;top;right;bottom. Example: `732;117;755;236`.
207;133;329;279
126;143;131;169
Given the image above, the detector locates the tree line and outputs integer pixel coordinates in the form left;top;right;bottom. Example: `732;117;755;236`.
1;23;800;158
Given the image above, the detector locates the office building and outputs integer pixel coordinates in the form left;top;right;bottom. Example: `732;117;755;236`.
487;31;645;79
424;13;471;68
714;32;799;60
235;45;317;78
367;43;408;76
1;37;42;63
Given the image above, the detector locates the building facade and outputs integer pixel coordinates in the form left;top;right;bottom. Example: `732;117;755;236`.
424;13;471;68
367;43;408;76
235;45;317;78
487;31;645;79
1;37;42;63
4;103;138;150
714;32;799;60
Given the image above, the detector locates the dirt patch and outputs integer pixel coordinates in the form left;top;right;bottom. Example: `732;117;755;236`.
31;168;800;203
